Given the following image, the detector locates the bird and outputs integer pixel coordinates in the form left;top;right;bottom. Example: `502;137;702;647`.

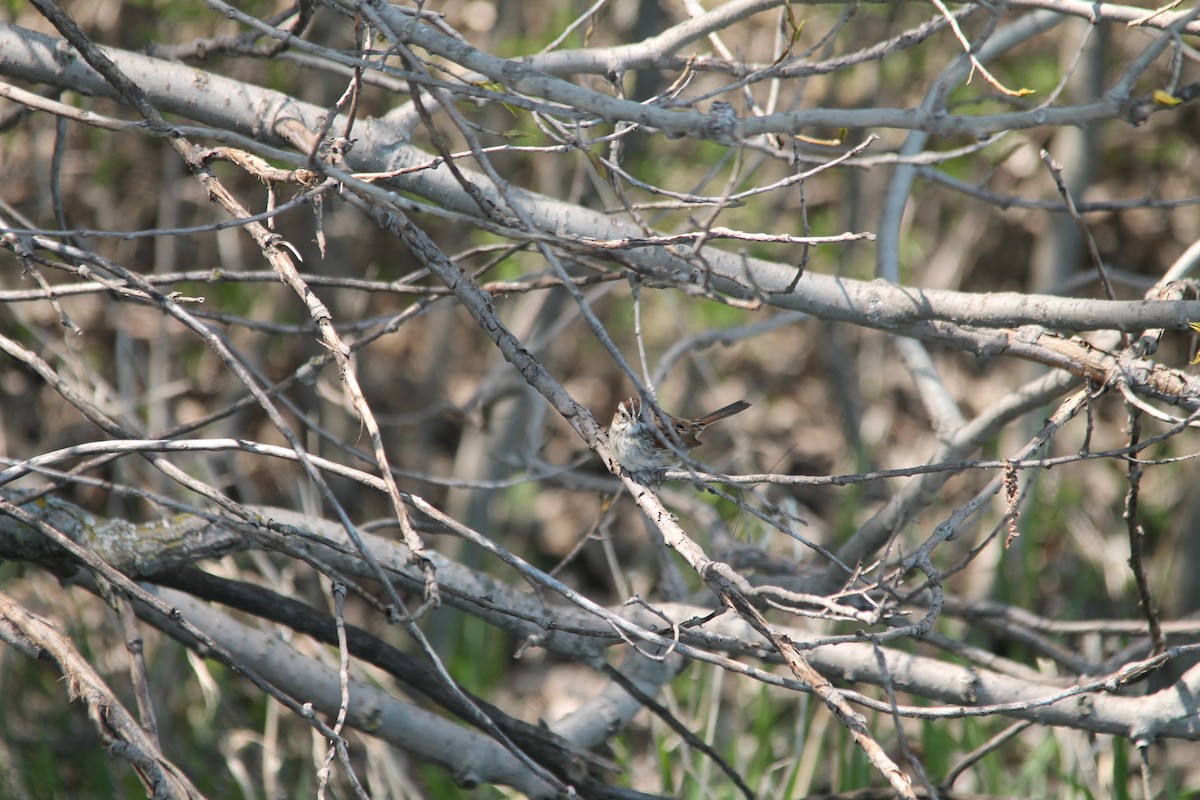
607;396;750;474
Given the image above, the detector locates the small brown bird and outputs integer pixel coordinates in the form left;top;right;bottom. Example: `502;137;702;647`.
607;396;750;472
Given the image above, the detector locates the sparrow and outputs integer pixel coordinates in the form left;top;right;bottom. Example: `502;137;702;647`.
607;396;750;474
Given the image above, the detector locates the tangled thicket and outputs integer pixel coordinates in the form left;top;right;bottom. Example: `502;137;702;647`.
2;1;1200;798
